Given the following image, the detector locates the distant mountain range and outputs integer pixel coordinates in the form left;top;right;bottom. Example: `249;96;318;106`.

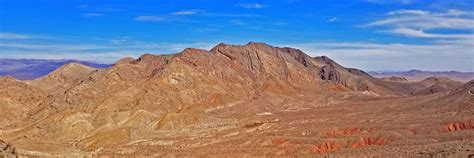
369;70;474;82
0;59;110;80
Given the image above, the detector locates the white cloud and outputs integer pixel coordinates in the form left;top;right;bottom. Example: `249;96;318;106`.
435;38;474;46
366;10;474;30
389;28;474;39
366;9;474;45
0;33;32;39
203;13;262;18
194;28;220;32
135;16;165;22
286;41;474;71
81;13;104;17
229;19;247;25
172;10;201;15
365;0;418;4
136;10;260;23
327;17;338;22
386;9;429;16
444;9;470;16
239;3;264;9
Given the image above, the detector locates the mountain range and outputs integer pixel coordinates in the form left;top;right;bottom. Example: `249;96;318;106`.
0;42;472;157
0;59;110;80
369;70;474;82
2;59;472;83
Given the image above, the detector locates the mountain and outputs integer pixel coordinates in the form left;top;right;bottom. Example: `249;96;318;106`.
0;59;110;80
412;77;463;95
0;42;472;157
369;70;474;82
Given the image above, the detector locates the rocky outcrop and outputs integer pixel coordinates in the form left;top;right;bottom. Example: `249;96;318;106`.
320;65;341;81
0;140;16;158
313;142;341;153
443;121;474;132
351;137;388;148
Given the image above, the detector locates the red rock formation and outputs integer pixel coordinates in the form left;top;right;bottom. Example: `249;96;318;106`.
351;137;388;148
443;121;474;132
312;142;341;153
272;138;287;145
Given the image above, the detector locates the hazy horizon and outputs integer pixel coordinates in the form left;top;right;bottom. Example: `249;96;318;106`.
1;0;473;71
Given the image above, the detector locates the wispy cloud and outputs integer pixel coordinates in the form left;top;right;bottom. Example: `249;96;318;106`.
81;13;104;17
135;10;199;23
135;16;165;22
229;19;247;25
194;27;220;32
76;4;122;13
366;9;474;46
365;0;418;5
239;3;265;9
388;28;474;39
247;26;279;32
386;9;429;16
136;9;262;23
366;9;474;30
109;36;132;44
287;41;474;71
203;13;262;18
333;8;474;70
227;19;280;31
0;33;32;39
327;17;338;22
172;10;202;15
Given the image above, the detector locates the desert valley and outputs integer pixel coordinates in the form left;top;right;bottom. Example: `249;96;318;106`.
0;42;472;157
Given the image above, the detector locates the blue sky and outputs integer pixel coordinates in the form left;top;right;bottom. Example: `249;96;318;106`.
0;0;473;71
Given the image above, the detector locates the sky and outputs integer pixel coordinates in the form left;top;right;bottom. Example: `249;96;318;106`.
0;0;473;71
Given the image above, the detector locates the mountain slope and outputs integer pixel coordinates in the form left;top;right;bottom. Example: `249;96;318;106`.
412;77;463;95
0;77;45;128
